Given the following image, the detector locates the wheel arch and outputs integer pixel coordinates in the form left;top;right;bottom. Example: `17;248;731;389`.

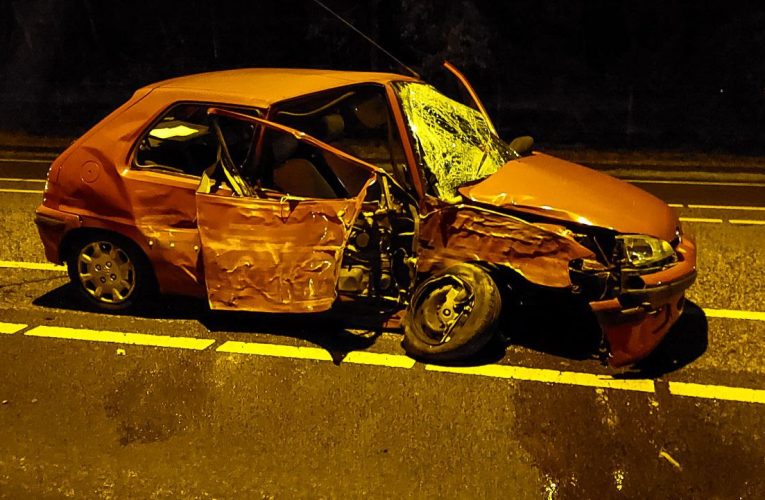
60;226;159;291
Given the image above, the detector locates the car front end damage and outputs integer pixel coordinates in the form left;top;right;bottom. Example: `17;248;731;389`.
569;226;697;367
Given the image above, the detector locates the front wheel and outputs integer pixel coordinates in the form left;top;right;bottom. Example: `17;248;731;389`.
67;234;152;311
403;263;502;360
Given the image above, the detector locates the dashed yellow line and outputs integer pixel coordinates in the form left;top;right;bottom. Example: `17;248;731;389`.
0;177;46;183
704;308;765;321
679;217;723;223
25;325;215;350
5;322;765;404
343;350;416;368
0;322;27;334
729;219;765;226
0;188;43;194
0;260;66;271
668;203;684;208
425;363;655;392
688;204;765;211
669;381;765;405
0;158;52;164
217;340;333;361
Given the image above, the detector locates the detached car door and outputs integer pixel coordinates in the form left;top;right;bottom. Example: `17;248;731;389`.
195;109;380;313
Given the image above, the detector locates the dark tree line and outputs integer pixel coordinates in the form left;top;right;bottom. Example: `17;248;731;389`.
1;0;764;151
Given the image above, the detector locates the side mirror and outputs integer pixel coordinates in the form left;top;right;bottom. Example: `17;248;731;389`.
508;135;534;156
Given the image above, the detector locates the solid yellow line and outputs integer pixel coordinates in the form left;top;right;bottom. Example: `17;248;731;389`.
217;340;333;361
669;381;765;405
0;322;27;334
704;308;765;321
425;364;655;392
0;260;66;271
343;351;416;368
668;203;685;208
679;217;723;223
689;204;765;211
0;177;46;183
729;219;765;226
0;188;43;194
25;325;215;350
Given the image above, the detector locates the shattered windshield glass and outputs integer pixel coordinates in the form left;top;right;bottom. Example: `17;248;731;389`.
395;82;517;202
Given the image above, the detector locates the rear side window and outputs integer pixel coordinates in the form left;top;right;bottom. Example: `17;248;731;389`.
134;103;261;178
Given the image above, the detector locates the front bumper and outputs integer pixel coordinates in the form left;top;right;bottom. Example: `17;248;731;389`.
590;235;697;367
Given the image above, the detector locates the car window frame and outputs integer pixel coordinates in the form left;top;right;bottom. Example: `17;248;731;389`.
129;100;265;181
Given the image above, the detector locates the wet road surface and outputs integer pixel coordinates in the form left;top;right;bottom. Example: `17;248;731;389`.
1;154;764;498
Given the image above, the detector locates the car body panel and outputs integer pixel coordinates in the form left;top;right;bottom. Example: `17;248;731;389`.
460;152;679;241
417;199;594;288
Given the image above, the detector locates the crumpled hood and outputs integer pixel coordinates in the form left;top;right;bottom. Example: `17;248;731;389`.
459;152;678;241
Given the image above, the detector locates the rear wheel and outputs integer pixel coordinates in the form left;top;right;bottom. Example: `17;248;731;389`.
67;234;152;311
403;263;502;360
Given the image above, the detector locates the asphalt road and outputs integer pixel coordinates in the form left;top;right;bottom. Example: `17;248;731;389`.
1;155;764;498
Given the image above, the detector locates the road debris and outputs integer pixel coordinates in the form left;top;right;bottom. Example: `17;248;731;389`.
659;449;682;470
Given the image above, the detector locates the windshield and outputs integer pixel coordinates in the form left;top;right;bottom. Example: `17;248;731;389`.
395;82;517;202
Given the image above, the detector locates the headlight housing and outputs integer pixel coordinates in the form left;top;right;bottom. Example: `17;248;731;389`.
616;234;676;269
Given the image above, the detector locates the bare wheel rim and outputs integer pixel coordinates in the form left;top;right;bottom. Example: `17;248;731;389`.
413;275;475;345
76;241;136;304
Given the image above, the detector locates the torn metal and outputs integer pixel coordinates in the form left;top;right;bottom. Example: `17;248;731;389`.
417;202;595;288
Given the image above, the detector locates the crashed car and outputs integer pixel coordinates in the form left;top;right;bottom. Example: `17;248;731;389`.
35;64;696;366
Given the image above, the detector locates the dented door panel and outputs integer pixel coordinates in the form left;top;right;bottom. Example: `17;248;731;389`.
196;194;364;312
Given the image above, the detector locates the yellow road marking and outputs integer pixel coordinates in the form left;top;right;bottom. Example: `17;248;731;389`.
0;158;52;164
217;340;333;361
8;322;765;404
704;308;765;321
25;325;215;350
0;177;46;183
425;364;655;392
0;260;66;271
627;179;765;187
0;322;27;334
0;188;43;194
689;204;765;211
679;217;723;223
343;351;416;368
668;203;685;208
729;219;765;226
669;381;765;405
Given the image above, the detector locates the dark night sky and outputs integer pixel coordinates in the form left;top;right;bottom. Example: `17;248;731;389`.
1;0;764;151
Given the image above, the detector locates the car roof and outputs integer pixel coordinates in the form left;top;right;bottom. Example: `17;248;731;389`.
147;68;419;107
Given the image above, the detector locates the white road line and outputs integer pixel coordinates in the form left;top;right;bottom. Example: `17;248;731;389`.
679;217;723;223
0;260;66;271
688;204;765;211
0;188;43;194
729;219;765;226
627;179;765;187
0;322;27;334
25;325;215;350
0;177;46;183
0;158;52;164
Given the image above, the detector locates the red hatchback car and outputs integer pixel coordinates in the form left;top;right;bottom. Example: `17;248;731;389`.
35;65;696;366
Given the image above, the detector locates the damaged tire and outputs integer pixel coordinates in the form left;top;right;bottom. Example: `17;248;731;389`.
67;233;153;311
403;263;502;360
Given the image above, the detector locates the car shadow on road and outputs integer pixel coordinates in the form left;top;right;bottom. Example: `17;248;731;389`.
32;284;397;364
